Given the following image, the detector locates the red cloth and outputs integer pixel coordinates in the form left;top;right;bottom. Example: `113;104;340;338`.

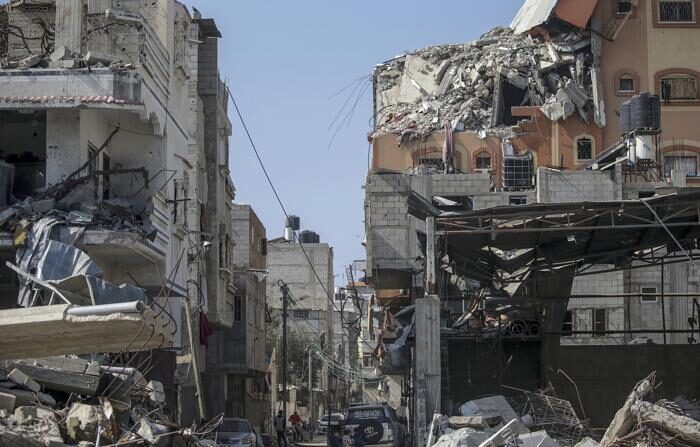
199;312;214;347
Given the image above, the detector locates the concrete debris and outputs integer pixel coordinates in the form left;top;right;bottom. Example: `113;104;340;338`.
459;396;528;434
7;369;40;393
600;372;700;447
0;356;214;446
372;26;595;144
49;46;72;62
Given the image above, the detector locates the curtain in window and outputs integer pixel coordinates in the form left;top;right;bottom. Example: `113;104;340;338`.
664;77;698;100
664;155;698;177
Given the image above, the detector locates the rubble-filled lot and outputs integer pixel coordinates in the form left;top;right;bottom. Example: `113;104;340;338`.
0;356;220;446
372;26;599;145
428;373;700;447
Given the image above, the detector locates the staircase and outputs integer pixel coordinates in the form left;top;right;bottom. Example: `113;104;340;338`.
601;0;639;41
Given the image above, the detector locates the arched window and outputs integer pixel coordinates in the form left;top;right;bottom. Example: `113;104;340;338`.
574;135;595;162
614;69;639;96
475;151;492;171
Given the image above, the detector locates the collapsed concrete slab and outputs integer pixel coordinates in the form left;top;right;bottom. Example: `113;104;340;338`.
0;304;173;360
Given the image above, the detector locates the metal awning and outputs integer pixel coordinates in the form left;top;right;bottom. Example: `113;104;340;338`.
410;189;700;285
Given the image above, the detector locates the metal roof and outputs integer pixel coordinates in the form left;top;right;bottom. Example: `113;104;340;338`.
409;189;700;285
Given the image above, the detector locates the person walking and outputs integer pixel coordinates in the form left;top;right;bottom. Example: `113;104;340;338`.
288;411;302;441
274;410;287;447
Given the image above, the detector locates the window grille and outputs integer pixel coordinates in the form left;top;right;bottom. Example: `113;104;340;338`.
503;154;534;190
659;0;694;22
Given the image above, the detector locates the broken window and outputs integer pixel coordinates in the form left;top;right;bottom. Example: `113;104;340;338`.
509;195;527;206
562;311;573;336
592;308;606;336
661;76;698;101
102;153;111;200
503;154;534;191
618;76;635;93
234;295;243;322
617;0;633;14
659;0;695;22
664;155;698;177
576;137;594;161
0;111;47;200
362;354;372;368
417;156;445;171
87;144;98;177
475;152;492;171
641;287;659;303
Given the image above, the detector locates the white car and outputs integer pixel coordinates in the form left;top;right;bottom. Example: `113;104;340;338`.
317;412;345;435
211;418;263;447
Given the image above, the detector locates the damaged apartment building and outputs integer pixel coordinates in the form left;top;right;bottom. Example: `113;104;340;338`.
0;0;244;440
365;0;700;445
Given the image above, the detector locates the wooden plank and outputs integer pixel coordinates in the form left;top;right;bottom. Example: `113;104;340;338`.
12;364;100;396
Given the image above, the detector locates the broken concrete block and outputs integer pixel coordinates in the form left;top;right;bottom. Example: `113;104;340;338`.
0;389;55;408
65;404;110;443
574;438;599;447
14;406;55;422
8;369;41;393
18;54;42;69
631;401;700;447
148;380;166;404
50;46;71;62
448;415;487;429
0;391;16;411
49;59;80;69
85;51;115;66
518;430;560;447
32;199;56;214
600;377;653;447
459;396;529;434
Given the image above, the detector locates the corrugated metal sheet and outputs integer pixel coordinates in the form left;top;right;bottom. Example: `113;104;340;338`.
510;0;559;35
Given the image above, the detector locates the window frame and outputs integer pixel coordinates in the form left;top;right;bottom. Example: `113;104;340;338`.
574;135;595;163
658;0;695;23
653;0;700;27
562;310;574;337
617;0;634;14
618;76;635;93
475;151;492;171
640;287;659;303
592;308;607;337
664;153;699;177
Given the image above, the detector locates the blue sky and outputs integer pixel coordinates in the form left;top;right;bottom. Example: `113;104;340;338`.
182;0;524;281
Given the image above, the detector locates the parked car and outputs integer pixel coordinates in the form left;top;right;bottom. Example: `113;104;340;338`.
343;403;406;447
211;418;263;447
317;412;345;435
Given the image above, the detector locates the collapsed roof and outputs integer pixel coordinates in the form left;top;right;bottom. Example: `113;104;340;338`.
371;24;601;145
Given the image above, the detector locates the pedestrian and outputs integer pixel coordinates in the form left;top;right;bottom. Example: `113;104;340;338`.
342;429;353;447
329;430;343;447
352;427;366;447
288;410;302;440
274;410;287;447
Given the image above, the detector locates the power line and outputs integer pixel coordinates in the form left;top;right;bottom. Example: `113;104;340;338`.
225;84;377;352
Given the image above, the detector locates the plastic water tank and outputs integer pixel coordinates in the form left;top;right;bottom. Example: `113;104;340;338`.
649;94;661;130
619;100;632;135
285;215;301;231
631;93;654;130
298;230;320;244
635;134;654;160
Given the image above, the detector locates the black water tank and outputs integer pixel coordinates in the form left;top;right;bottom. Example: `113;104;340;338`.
620;100;632;134
298;230;320;244
285;215;300;231
630;92;655;129
649;94;661;130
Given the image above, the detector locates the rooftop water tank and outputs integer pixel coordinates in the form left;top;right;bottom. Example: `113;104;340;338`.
285;215;301;231
619;100;632;135
298;230;320;244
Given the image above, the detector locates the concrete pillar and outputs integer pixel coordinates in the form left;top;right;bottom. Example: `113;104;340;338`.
414;296;441;447
55;0;83;53
46;110;81;186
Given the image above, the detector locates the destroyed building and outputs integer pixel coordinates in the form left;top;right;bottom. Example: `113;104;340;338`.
0;0;256;443
364;1;700;446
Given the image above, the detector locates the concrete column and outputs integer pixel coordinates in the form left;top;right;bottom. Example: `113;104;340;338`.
46;110;81;186
414;296;441;447
55;0;83;53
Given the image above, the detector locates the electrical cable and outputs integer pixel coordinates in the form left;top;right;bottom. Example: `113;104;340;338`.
225;84;377;351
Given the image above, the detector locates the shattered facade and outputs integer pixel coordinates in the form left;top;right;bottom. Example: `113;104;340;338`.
0;0;255;443
365;1;700;446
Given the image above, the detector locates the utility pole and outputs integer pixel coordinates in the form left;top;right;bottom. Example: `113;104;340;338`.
278;280;291;428
308;347;313;431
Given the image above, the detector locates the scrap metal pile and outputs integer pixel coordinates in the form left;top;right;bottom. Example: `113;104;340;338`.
0;356;217;446
428;374;700;447
371;26;596;145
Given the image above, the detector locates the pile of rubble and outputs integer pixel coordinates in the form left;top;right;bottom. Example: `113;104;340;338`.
0;356;215;446
372;26;597;145
427;374;700;447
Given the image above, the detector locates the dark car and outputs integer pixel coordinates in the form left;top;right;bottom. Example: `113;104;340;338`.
211;418;263;447
343;403;406;447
